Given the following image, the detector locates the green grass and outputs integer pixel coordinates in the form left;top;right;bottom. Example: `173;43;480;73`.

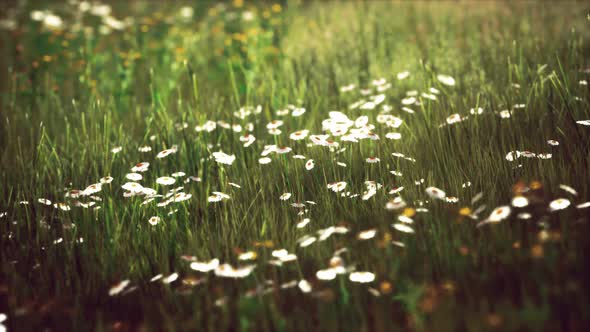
1;1;590;331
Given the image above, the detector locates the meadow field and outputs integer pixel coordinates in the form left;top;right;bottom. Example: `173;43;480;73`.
1;1;590;331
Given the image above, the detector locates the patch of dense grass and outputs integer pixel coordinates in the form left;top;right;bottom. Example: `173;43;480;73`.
1;1;590;331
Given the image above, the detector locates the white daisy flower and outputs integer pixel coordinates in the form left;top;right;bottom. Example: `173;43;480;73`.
297;218;311;228
31;10;46;21
239;133;256;147
289;130;309;141
90;4;112;17
108;280;130;296
268;128;282;135
505;151;521;161
386;197;407;210
437;74;456;86
559;185;577;196
298;280;312;293
401;97;416;105
126;173;143;181
261;145;277;156
232;124;242;132
162;273;178;284
238;251;257;261
54;203;71;211
385;116;404;128
362;187;377;200
446;113;462;125
276;146;292;154
195;120;216;132
208;191;230;203
122;182;144;193
511;196;529;208
328;182;347;193
397;71;410;80
316;268;337;281
188;176;202;182
470;107;484;115
81;183;102;196
389;186;404;194
38;198;52;205
212;151;236;165
517;212;532;220
425;187;446;200
499;110;511;119
148;216;161;225
217;121;230;129
401;107;415;114
340;84;355;92
297;235;317;247
266;120;284;129
549;198;570;211
385;132;402;140
131;162;150;172
272;249;297;263
190;258;219;272
291;107;306;117
398;215;413;224
156;177;176;186
214;264;255;279
156;147;177;159
42;14;63;30
349;272;375;283
357;229;377;240
100;176;114;184
487;206;511;223
355;115;369;128
421;92;437;100
392;223;414;234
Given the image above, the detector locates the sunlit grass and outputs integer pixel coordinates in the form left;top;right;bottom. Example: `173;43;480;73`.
1;1;590;331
